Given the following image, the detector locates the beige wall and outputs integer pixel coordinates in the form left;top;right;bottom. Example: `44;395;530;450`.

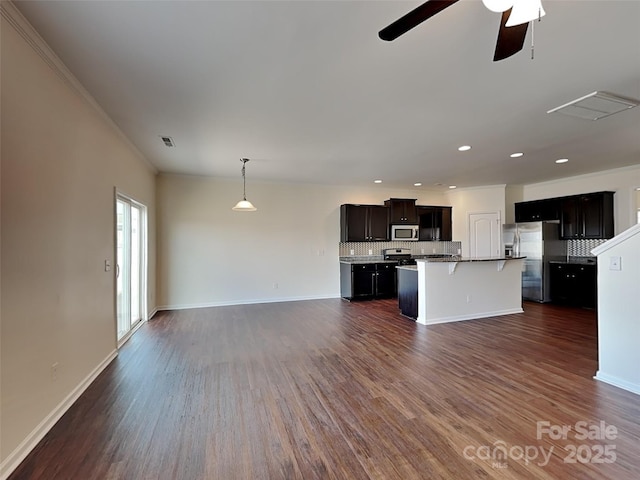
1;8;156;473
156;174;447;308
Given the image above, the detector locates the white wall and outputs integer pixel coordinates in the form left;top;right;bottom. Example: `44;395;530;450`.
445;185;507;257
156;174;446;309
593;224;640;395
522;165;640;233
1;6;156;475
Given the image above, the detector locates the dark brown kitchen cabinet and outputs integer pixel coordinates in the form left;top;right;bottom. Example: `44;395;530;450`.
340;204;389;242
417;206;452;241
560;192;614;240
549;263;597;308
397;267;418;319
340;262;397;300
515;198;560;222
385;198;417;224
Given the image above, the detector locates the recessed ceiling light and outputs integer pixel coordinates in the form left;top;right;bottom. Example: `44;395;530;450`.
374;179;383;183
458;145;471;151
510;152;523;158
414;182;422;187
555;158;569;164
449;185;457;189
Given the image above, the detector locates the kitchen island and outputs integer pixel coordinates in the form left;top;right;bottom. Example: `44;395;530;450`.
398;256;525;325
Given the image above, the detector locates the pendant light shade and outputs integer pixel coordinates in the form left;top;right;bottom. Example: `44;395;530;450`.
232;158;257;211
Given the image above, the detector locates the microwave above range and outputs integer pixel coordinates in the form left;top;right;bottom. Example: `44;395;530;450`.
391;224;419;241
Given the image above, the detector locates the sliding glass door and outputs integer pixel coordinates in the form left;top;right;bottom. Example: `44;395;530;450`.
116;193;147;344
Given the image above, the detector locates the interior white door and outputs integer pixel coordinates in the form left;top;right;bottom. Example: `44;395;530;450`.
469;212;501;258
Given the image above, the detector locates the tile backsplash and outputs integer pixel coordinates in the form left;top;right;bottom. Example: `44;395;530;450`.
339;241;462;257
567;239;607;257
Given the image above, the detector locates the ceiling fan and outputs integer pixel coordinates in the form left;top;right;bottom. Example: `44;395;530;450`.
379;0;545;61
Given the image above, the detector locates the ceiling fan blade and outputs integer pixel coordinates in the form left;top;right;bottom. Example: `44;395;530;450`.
493;8;529;61
379;0;460;41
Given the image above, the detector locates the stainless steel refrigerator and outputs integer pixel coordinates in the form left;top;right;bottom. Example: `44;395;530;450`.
503;221;566;302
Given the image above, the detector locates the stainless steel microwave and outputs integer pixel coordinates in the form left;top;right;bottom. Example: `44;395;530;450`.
391;224;419;241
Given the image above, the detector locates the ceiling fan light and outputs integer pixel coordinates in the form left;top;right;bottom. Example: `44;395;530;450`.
232;200;257;211
482;0;514;13
505;0;545;27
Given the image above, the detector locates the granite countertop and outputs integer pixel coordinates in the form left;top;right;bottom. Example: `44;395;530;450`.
339;257;398;265
549;257;597;266
415;255;526;263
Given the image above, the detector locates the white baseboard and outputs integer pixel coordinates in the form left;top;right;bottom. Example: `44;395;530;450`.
594;371;640;396
0;350;118;480
156;293;340;312
417;308;524;325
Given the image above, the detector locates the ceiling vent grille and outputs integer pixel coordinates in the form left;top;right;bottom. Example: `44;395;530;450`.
547;91;640;121
160;135;175;147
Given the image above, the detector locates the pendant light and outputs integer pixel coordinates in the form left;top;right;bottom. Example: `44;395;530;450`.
232;158;257;211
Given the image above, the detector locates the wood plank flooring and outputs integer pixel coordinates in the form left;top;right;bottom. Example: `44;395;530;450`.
9;300;640;479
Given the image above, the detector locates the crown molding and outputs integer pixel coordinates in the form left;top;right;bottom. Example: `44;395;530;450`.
0;0;158;175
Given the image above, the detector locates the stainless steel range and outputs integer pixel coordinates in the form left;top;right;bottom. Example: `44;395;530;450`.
383;248;416;266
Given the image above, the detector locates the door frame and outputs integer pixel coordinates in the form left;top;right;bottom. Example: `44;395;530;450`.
114;188;148;347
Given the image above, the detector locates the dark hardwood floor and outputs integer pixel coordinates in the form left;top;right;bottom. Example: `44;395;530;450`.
9;300;640;479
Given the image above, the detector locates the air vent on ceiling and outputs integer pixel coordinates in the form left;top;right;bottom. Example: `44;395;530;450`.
160;135;175;147
547;91;640;121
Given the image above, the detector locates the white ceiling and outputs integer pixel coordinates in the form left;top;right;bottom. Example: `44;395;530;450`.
14;0;640;190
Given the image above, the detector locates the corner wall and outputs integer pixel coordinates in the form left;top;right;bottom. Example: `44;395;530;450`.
593;224;640;395
1;5;156;475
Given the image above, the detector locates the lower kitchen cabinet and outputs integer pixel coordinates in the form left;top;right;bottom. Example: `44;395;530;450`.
397;267;418;319
549;262;597;308
340;263;397;300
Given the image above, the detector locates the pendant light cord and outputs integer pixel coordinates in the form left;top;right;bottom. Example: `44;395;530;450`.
241;158;249;201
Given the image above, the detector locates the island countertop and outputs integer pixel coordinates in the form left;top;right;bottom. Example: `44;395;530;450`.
415;255;526;263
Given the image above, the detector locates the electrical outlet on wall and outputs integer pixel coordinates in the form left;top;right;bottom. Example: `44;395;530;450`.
368;249;373;255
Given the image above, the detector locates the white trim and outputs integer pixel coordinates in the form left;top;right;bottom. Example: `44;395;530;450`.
594;372;640;397
0;1;157;175
591;223;640;255
156;294;340;312
0;350;118;480
416;308;524;325
148;307;159;319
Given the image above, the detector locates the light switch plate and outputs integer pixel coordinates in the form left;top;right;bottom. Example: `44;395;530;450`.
609;256;622;271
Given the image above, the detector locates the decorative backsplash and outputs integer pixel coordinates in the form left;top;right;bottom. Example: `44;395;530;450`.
567;239;607;257
339;241;462;258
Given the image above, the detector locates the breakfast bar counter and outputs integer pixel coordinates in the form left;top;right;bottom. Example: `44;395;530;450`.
409;256;525;325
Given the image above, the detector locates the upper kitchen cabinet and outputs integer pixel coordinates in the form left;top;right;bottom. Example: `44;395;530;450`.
515;198;560;223
560;192;614;240
417;206;452;241
384;198;417;224
340;204;389;242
